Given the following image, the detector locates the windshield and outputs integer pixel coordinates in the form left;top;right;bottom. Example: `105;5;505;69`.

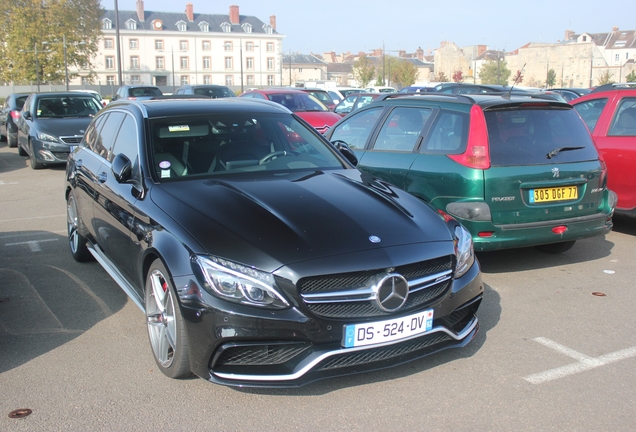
193;87;236;98
36;96;102;118
306;91;333;106
150;113;347;181
267;93;328;112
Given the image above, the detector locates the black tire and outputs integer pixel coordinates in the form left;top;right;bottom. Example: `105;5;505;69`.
66;191;93;262
29;140;44;169
145;259;191;379
7;129;17;148
535;241;576;254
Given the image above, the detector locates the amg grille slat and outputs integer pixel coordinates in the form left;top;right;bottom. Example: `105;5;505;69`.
216;344;311;366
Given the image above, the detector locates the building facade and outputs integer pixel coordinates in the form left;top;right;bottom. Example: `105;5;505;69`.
91;1;285;92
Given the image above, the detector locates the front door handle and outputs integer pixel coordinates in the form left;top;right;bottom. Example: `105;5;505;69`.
97;172;107;183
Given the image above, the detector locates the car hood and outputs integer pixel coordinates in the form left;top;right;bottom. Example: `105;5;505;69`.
35;117;93;137
150;169;452;272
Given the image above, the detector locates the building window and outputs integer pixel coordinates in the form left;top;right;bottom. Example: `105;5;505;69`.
180;40;188;51
203;57;211;69
202;40;211;51
180;57;189;70
203;75;211;84
199;21;210;32
130;56;140;69
155;39;164;50
225;57;233;69
125;19;137;30
246;57;254;70
241;23;252;33
221;22;231;33
156;56;165;70
106;75;115;85
177;20;187;32
129;39;138;49
267;75;274;86
267;57;274;70
81;76;90;85
224;41;233;51
225;75;233;86
131;75;140;84
263;24;273;35
615;54;620;61
298;68;303;72
105;56;115;69
246;75;255;85
582;36;587;41
245;42;254;52
180;75;189;85
267;42;274;52
102;19;112;30
104;38;114;49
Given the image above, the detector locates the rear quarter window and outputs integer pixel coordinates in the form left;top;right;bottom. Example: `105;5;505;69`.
608;98;636;136
485;107;599;166
573;98;607;132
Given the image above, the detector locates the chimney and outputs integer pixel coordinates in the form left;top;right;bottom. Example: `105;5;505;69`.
185;3;194;22
564;29;575;40
230;5;239;25
612;26;619;32
270;15;276;30
136;0;145;22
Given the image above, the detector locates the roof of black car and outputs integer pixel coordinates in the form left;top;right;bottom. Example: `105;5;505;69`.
108;97;290;118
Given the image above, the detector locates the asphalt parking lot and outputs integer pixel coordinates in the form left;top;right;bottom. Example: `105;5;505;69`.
1;142;635;431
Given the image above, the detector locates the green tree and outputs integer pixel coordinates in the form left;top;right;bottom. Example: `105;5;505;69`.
390;59;419;88
597;70;614;85
0;0;103;85
545;69;557;88
478;60;511;85
352;54;376;89
626;70;636;82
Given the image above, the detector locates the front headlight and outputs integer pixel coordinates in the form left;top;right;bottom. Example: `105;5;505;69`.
37;132;62;143
454;225;475;278
196;256;290;309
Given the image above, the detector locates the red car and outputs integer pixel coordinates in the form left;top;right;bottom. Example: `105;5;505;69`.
299;88;336;111
239;88;341;134
572;83;636;217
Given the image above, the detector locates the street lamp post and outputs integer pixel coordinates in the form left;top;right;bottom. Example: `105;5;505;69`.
239;40;244;93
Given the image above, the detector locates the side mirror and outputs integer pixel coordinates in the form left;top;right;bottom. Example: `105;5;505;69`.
332;140;358;166
23;111;32;120
111;153;132;183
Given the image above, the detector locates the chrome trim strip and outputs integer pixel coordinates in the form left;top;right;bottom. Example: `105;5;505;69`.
213;316;478;382
300;270;453;304
87;243;145;312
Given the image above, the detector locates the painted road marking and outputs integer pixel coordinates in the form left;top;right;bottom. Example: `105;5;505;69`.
524;337;636;385
5;238;58;252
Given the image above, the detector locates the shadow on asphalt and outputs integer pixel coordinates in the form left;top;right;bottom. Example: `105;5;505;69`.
0;230;128;374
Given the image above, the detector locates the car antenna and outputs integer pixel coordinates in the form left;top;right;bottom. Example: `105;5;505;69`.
504;63;526;100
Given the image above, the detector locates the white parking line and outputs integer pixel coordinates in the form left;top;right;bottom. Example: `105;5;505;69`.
524;337;636;385
5;238;58;252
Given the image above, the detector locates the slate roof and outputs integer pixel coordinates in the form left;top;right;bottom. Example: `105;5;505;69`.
101;9;278;35
282;54;326;65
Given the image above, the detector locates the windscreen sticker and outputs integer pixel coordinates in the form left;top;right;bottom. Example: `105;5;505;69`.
168;125;190;132
159;161;171;169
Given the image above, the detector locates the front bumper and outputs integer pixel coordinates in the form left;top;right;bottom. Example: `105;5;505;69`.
178;257;483;387
32;139;77;165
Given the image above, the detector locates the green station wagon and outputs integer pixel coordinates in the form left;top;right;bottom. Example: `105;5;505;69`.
325;93;616;253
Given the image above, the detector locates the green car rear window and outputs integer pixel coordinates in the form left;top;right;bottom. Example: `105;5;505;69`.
484;107;599;166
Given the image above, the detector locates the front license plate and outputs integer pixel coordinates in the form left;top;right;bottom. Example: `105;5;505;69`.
529;186;578;203
343;309;434;348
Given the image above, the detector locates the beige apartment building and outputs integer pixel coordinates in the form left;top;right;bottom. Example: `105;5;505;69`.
91;1;285;91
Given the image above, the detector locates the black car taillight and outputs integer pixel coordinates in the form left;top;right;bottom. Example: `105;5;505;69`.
447;105;491;169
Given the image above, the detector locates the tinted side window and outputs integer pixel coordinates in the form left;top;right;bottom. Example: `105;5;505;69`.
82;113;108;151
573;98;607;132
608;98;636;136
95;112;126;160
423;110;467;153
329;107;384;149
373;107;432;151
109;115;138;164
485;108;599;166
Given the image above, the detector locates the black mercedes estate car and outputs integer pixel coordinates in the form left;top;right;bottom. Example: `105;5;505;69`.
65;97;483;387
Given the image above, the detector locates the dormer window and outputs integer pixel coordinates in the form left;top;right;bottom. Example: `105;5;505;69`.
198;21;210;32
102;19;112;30
176;20;187;31
220;22;231;33
263;24;273;35
125;19;137;30
241;23;252;34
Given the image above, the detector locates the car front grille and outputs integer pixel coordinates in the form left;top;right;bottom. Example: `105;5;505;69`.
215;343;311;366
60;135;83;144
298;256;454;319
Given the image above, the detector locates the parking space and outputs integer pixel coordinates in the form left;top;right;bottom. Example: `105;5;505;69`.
1;141;635;431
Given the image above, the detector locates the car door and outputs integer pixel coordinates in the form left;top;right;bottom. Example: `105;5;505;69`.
327;105;385;162
356;106;434;190
16;95;34;151
92;111;146;292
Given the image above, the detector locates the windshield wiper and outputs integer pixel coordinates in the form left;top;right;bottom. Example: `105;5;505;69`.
546;146;585;159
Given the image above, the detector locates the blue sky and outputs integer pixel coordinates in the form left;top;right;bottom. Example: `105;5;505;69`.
103;0;636;54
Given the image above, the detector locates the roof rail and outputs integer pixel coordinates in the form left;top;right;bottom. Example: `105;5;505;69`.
373;92;477;104
591;82;636;93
